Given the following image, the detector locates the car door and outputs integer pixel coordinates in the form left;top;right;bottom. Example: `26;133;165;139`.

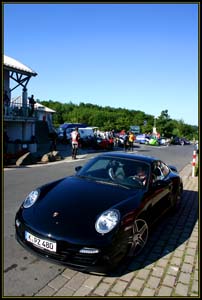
145;161;172;222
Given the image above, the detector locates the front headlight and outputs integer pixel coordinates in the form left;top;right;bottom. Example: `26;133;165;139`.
95;209;120;234
23;190;40;208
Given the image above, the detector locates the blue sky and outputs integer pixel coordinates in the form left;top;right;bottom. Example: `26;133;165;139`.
4;3;199;126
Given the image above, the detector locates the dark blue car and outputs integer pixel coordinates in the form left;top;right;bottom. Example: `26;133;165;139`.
172;137;190;145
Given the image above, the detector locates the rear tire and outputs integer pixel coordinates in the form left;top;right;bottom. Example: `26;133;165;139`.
171;185;183;212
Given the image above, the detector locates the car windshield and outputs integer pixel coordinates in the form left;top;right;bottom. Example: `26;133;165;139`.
76;156;150;189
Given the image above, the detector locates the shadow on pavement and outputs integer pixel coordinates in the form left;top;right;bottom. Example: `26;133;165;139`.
106;189;198;277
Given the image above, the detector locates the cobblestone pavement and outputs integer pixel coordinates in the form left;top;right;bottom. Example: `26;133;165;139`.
34;163;199;297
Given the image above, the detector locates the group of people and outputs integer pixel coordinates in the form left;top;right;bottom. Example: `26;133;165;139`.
70;129;137;159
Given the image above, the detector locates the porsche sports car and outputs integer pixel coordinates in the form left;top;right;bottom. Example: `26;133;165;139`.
15;153;183;274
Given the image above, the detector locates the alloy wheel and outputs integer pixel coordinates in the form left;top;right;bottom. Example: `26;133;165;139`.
128;218;149;257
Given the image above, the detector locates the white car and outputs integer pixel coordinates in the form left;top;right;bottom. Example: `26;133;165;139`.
158;137;171;146
135;134;150;144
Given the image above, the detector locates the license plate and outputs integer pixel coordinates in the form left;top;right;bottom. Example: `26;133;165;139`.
25;231;57;252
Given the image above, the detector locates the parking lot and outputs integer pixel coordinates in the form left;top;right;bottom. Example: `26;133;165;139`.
3;145;198;297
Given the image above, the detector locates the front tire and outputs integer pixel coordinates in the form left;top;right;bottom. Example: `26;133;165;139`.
127;218;149;257
105;218;149;274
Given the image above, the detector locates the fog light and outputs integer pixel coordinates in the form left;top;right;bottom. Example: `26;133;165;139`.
79;247;100;254
15;219;21;227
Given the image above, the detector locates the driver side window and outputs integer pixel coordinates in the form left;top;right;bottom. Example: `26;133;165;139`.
152;161;164;182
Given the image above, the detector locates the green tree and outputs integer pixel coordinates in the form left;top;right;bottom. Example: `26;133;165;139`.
38;100;198;140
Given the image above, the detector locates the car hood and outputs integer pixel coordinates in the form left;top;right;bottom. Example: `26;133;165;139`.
22;176;143;242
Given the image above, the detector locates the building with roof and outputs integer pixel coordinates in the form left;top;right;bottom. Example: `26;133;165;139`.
3;55;56;162
4;55;37;105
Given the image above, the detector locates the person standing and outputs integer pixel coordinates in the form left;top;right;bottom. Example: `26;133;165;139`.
3;131;9;153
71;127;80;159
123;132;129;152
4;90;10;115
28;94;36;116
128;131;135;151
49;131;57;151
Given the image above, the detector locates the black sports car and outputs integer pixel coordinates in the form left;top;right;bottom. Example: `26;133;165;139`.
15;153;183;274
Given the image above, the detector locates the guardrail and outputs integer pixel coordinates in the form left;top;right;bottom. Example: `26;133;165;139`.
4;101;36;118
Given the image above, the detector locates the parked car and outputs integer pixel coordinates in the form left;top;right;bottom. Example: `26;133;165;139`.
15;152;183;274
77;127;96;148
57;123;88;144
135;134;150;144
94;137;114;150
171;137;191;145
158;137;170;146
148;138;159;146
116;135;125;147
58;126;96;146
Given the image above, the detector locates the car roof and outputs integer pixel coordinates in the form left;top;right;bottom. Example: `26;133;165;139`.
99;152;158;163
78;127;94;130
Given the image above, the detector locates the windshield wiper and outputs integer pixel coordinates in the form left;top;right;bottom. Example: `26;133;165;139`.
95;179;130;189
77;175;130;189
76;175;92;180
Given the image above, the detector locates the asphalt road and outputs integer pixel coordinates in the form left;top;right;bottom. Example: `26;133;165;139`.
3;144;196;296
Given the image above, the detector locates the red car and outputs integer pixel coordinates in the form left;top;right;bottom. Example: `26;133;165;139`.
95;137;114;150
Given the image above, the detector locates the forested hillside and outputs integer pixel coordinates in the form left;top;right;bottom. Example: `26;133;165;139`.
38;100;198;140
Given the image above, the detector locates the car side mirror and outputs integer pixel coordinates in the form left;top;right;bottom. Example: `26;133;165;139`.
169;166;178;173
75;166;82;172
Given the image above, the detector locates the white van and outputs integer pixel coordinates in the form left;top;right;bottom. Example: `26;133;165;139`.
78;127;96;139
66;127;97;141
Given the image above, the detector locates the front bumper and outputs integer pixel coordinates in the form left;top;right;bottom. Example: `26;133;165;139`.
15;219;130;274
